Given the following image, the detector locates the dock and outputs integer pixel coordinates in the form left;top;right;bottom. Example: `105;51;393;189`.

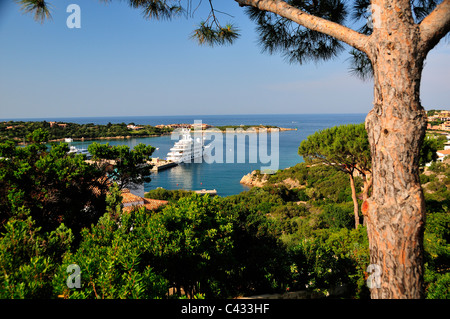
194;189;217;196
149;158;178;172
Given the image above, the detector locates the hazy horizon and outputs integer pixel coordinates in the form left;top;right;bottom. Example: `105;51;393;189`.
0;112;370;122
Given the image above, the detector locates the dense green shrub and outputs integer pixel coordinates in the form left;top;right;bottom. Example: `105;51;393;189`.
144;188;195;202
0;121;173;143
1;126;449;299
0;215;73;298
287;227;370;298
425;272;450;299
54;210;169;299
424;210;450;299
319;203;355;230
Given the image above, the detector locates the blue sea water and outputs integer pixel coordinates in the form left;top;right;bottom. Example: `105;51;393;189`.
13;114;367;197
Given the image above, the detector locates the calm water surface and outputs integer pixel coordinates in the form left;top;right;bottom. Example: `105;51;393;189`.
34;114;367;197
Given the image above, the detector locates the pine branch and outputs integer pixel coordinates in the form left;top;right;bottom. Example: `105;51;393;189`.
235;0;370;53
420;0;450;52
15;0;52;23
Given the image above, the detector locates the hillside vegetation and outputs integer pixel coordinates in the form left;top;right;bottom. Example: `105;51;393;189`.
0;130;448;299
0;121;173;143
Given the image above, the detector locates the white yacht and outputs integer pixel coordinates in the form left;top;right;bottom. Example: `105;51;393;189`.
166;128;208;163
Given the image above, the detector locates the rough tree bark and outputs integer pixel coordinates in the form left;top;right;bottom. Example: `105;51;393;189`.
236;0;450;298
349;172;361;228
362;0;450;299
363;2;428;297
362;0;442;299
361;172;372;226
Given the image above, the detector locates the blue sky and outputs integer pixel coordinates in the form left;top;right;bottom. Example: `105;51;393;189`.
0;0;448;119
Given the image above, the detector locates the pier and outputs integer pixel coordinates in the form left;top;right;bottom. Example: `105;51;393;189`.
194;189;217;196
149;158;178;172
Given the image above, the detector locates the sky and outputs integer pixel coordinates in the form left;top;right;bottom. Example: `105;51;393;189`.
0;0;448;119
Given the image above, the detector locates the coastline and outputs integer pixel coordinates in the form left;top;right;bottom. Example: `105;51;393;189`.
42;126;296;144
8;123;297;145
47;133;170;143
203;127;297;133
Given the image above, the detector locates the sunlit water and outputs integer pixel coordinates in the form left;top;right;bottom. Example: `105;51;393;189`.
39;114;366;197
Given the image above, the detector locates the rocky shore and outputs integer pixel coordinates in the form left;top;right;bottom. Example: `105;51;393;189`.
240;170;270;188
240;170;302;189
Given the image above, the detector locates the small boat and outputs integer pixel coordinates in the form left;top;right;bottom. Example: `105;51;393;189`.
68;146;92;158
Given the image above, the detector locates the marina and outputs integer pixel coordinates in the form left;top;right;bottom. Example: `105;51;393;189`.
68;145;92;159
150;158;178;171
54;114;367;196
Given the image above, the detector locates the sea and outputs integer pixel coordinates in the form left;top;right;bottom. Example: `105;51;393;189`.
10;114;367;197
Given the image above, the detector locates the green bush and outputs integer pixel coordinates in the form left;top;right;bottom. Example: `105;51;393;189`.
287;227;370;298
0;215;73;298
319;203;355;229
53;209;169;299
426;272;450;299
424;209;450;299
145;188;195;202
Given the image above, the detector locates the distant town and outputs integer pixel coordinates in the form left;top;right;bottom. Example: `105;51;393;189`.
427;109;450;132
425;109;450;163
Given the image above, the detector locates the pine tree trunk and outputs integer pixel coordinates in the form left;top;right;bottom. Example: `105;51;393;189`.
363;3;428;298
238;0;450;299
362;173;372;226
349;173;360;228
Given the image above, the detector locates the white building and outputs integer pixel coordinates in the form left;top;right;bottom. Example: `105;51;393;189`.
436;149;450;161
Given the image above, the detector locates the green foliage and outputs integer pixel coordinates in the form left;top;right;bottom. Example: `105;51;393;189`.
52;193;288;299
0;121;173;143
9;0;450;299
105;183;124;215
348;48;373;80
319;203;355;230
422;162;450;209
0;136;108;234
221;196;290;296
269;162;360;203
422;161;450;299
297;123;369;228
1;125;449;299
0;216;73;298
427;110;439;116
15;0;53;23
145;194;235;298
214;125;279;131
245;1;347;64
419;135;445;166
137;0;184;21
144;188;195;202
246;0;439;78
27;127;49;144
287;227;370;298
191;22;240;46
88;142;155;189
54;210;169;299
298;123;370;173
299;123;443;170
425;272;450;299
